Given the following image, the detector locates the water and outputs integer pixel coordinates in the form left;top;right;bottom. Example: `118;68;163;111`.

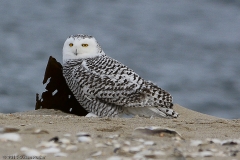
0;0;239;119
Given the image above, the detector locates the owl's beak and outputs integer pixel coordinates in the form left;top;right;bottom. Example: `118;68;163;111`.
74;49;78;55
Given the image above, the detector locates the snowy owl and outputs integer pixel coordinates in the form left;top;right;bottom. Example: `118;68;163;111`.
63;34;178;118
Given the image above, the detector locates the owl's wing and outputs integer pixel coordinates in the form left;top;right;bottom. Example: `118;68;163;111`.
80;56;149;106
79;56;172;108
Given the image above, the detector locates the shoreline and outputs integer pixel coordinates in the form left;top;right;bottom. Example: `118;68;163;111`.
0;104;239;159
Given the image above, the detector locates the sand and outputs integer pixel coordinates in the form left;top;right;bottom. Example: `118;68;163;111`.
0;104;240;160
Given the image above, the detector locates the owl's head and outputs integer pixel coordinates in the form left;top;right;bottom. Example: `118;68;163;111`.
63;34;104;62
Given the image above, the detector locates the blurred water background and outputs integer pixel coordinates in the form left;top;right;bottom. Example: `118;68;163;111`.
0;0;239;119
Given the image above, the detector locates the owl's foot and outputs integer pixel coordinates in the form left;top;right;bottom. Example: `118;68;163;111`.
85;112;98;117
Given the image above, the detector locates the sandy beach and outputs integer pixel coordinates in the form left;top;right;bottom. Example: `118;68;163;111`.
0;104;240;160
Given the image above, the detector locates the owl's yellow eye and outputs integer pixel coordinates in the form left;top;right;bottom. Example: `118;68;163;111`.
82;44;88;47
69;43;73;47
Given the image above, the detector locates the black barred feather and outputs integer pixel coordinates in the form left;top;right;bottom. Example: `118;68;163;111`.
63;54;178;118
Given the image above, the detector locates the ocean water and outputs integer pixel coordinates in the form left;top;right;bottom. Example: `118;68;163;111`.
0;0;239;119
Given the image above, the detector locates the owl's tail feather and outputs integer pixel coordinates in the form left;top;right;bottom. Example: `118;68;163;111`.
119;107;178;118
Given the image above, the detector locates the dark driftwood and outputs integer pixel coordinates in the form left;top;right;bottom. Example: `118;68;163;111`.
35;56;88;116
